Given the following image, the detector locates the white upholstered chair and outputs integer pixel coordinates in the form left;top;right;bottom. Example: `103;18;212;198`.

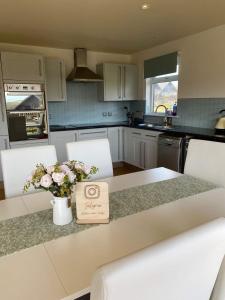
90;218;225;300
184;139;225;187
1;145;57;198
66;139;113;180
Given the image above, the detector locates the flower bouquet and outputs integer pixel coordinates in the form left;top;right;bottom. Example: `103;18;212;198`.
24;161;98;225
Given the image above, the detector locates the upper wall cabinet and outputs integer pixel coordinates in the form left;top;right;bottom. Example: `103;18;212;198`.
97;63;138;101
1;51;45;82
45;57;67;102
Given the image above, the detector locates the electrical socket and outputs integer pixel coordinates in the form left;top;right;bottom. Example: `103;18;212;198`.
108;112;112;116
102;112;107;117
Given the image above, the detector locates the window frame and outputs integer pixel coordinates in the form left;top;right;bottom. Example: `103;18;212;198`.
146;65;179;116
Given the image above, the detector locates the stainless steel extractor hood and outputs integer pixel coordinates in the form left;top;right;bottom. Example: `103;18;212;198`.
67;48;103;82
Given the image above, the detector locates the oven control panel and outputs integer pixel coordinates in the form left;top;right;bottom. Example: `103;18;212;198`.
4;83;44;92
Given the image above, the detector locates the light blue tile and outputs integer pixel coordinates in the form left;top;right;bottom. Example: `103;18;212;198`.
48;83;146;125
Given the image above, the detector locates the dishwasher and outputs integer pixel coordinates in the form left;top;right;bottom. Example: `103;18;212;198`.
157;134;185;173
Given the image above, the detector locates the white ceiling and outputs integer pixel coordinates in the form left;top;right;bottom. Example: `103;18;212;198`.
0;0;225;53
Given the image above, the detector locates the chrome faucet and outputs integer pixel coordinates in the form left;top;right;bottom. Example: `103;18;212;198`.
155;105;172;127
155;105;168;114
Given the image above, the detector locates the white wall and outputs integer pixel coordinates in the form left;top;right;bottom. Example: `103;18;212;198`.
132;24;225;100
0;42;132;76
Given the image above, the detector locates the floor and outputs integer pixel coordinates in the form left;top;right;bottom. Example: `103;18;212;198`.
0;182;4;200
0;163;142;200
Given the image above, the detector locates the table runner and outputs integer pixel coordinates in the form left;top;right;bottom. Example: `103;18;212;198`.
0;175;216;257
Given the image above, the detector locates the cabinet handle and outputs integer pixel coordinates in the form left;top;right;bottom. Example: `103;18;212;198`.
60;61;64;100
123;66;126;99
145;134;156;138
0;92;5;122
38;59;42;77
80;131;106;135
118;128;120;161
4;138;8;149
143;142;146;169
132;132;141;135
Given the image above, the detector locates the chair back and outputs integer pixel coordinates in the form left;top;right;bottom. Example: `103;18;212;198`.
184;139;225;187
66;139;113;180
1;145;57;198
91;218;225;300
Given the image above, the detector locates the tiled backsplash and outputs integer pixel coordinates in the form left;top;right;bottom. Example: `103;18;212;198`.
48;82;144;125
173;98;225;128
48;83;224;129
145;98;225;129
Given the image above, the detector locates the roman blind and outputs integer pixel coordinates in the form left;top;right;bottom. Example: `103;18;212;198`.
144;52;178;79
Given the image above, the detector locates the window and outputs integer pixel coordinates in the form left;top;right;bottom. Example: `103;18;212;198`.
146;65;179;114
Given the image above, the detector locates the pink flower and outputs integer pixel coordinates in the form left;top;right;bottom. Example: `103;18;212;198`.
40;174;53;188
67;171;76;183
74;162;83;170
26;175;33;182
82;165;91;175
52;172;65;186
46;165;55;174
60;164;70;174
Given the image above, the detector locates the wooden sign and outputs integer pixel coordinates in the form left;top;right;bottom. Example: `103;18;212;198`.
75;182;109;224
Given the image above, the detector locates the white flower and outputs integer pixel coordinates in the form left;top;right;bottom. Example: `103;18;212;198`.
52;172;65;186
67;171;76;183
60;164;70;174
46;165;55;174
40;174;53;188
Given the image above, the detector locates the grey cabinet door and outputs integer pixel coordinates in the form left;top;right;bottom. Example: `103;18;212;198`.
104;63;122;101
1;52;45;82
49;131;77;163
123;64;138;101
143;137;158;170
108;127;123;162
45;57;67;102
0;89;8;136
0;136;9;181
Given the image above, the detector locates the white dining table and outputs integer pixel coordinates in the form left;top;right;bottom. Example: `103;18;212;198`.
0;167;225;300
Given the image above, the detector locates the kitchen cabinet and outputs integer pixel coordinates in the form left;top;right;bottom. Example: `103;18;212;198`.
1;51;45;82
107;127;123;162
0;136;9;181
10;139;49;149
123;127;132;164
0;64;8;135
123;64;138;101
77;128;108;141
97;63;138;101
45;57;67;102
142;134;158;169
125;128;160;169
49;131;78;162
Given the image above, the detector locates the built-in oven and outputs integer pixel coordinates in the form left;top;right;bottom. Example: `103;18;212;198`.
4;83;48;141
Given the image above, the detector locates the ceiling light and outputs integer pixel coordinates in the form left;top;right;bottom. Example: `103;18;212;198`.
141;2;150;10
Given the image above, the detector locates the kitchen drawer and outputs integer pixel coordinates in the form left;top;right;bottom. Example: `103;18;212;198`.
130;128;161;138
77;128;108;141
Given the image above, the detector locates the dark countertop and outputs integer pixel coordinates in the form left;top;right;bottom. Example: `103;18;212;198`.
50;121;129;131
50;122;225;142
